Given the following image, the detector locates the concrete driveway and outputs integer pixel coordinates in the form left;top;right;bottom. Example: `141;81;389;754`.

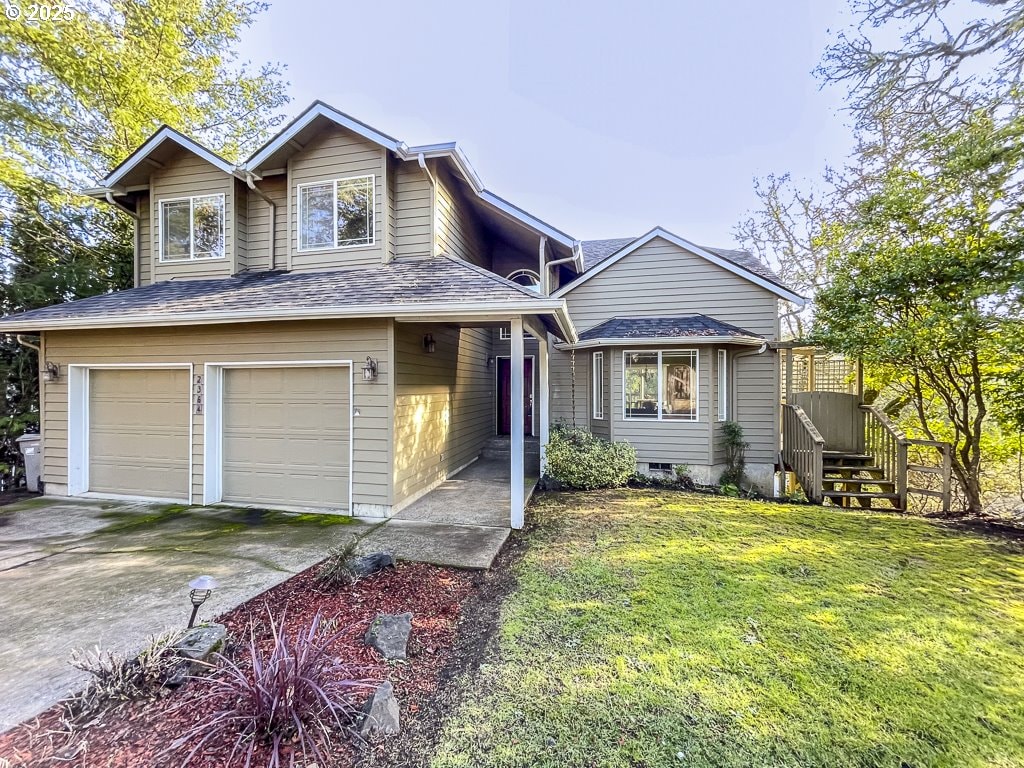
0;498;372;731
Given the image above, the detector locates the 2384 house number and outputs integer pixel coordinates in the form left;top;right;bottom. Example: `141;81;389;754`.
193;374;204;415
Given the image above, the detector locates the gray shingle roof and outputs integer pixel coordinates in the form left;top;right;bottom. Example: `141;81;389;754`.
579;237;785;288
580;238;637;271
578;315;763;342
0;256;548;329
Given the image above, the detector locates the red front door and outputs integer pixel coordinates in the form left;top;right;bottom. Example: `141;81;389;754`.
497;357;533;436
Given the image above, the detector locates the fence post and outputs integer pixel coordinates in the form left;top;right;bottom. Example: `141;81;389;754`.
896;440;908;512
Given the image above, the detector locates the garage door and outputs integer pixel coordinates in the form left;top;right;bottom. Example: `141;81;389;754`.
89;368;190;499
222;367;350;510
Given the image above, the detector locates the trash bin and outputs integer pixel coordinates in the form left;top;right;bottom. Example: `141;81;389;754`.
15;433;42;493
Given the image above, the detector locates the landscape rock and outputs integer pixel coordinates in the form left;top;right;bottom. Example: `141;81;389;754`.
347;552;395;579
174;623;227;665
364;612;412;660
360;681;400;737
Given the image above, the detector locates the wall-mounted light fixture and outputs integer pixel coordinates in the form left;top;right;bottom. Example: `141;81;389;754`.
423;334;436;354
43;362;60;382
362;356;378;382
486;356;495;370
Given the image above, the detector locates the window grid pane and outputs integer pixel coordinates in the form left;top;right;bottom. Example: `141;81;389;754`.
336;176;373;246
624;350;699;421
592;352;604;419
161;200;192;260
191;195;224;259
718;349;728;421
299;183;335;250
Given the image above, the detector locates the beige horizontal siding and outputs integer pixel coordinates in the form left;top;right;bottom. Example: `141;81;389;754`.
235;179;247;271
137;193;152;286
393;161;432;259
392;324;494;508
564;238;780;336
41;319;391;507
246;175;287;272
150;149;236;281
549;343;589;428
288;126;386;271
435;169;487;267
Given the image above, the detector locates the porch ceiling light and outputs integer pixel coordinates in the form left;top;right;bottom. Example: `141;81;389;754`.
187;575;218;629
362;356;379;382
423;333;436;353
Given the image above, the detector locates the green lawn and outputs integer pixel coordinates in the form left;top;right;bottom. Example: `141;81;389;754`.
432;491;1024;768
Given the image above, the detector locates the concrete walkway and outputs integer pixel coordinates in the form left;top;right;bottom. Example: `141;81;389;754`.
0;499;370;731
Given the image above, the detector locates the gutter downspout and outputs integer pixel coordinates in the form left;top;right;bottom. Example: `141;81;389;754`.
543;243;579;296
106;191;141;288
15;334;40;353
417;153;438;257
245;173;277;270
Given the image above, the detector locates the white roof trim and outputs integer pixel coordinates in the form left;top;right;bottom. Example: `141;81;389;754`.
552;227;807;306
556;335;766;351
100;127;236;188
0;299;578;342
245;101;402;171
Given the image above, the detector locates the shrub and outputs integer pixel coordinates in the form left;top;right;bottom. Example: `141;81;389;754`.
315;538;359;588
173;610;371;767
65;633;180;723
545;426;637;490
720;420;748;486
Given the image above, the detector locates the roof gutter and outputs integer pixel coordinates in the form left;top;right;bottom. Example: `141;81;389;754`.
555;335;766;351
106;191;142;289
245;172;277;270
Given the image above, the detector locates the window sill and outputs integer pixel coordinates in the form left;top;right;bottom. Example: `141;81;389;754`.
296;242;376;255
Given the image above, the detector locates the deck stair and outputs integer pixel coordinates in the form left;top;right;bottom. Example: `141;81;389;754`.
820;450;900;511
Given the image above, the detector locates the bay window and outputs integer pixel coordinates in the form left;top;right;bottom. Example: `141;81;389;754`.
298;174;374;251
159;194;225;261
624;350;698;420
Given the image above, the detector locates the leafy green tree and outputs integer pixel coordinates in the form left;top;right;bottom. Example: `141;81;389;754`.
813;117;1024;513
0;0;289;484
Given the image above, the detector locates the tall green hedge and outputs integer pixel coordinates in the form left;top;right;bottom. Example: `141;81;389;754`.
544;426;637;490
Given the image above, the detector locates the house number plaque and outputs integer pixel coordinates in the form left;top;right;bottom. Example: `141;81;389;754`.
193;374;204;415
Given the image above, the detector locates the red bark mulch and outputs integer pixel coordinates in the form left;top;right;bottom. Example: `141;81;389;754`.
0;561;477;767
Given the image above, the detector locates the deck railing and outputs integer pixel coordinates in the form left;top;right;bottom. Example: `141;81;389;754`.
862;404;908;510
782;403;824;503
861;405;953;513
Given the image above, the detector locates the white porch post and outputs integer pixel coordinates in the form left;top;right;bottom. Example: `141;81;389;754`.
538;332;550;476
510;316;525;529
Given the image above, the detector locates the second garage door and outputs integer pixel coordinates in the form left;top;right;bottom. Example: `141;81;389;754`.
222;367;350;510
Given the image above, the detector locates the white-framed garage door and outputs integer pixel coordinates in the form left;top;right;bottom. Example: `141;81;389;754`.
209;364;352;511
68;365;192;501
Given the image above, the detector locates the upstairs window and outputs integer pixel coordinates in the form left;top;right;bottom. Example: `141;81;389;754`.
298;175;374;251
624;350;698;421
159;194;225;261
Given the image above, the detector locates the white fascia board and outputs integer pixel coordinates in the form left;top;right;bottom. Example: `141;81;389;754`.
555;335;766;351
100;127;236;188
552;226;807;306
0;299;572;334
245;102;401;171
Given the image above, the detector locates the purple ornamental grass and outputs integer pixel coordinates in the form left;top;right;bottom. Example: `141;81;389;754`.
171;609;374;768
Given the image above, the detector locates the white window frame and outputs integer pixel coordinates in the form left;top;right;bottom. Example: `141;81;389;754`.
718;349;728;422
296;174;375;252
499;327;511;340
622;349;700;422
592;352;605;419
158;193;226;262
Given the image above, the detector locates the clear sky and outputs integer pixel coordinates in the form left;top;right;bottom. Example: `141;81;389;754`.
237;0;853;248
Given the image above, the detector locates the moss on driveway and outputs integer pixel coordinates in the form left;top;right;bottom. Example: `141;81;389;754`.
432;491;1024;768
0;499;369;731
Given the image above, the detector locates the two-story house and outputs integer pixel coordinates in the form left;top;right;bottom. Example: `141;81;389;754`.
0;101;804;527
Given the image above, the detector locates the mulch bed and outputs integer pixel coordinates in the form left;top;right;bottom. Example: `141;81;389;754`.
0;561;478;767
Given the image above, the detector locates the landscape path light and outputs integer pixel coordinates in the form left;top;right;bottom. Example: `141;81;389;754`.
187;575;219;629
